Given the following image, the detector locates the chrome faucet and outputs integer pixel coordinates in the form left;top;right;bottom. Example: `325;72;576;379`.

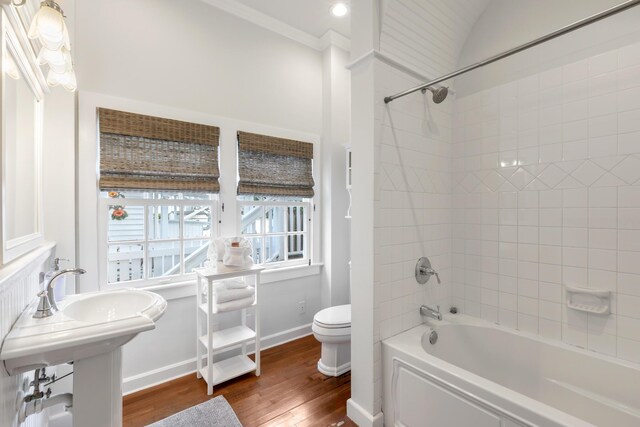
33;268;86;319
420;305;442;321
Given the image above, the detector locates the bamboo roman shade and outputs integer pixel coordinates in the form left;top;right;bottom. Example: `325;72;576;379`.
237;131;315;198
98;108;220;192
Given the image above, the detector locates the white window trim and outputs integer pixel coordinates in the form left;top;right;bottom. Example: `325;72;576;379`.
98;196;219;290
78;92;322;294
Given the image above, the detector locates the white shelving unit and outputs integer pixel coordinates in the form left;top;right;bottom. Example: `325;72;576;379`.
195;263;264;395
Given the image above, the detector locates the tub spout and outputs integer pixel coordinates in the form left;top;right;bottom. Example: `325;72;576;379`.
420;305;442;321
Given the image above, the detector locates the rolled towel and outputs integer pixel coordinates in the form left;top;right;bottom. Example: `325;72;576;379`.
214;296;255;313
212;286;255;304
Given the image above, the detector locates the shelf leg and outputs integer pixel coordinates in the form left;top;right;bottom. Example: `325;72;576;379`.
255;274;261;376
196;275;202;379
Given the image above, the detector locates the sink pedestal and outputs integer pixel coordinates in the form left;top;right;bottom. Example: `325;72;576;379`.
73;348;123;427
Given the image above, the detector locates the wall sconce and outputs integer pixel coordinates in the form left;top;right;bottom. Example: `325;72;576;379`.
13;0;76;91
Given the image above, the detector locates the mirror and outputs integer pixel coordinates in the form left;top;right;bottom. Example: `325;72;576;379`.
1;11;44;264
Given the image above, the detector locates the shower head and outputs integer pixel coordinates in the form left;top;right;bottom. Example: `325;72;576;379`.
421;86;449;104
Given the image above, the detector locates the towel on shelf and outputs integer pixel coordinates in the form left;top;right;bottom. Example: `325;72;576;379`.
212;286;255;304
221;278;248;289
213;296;255;313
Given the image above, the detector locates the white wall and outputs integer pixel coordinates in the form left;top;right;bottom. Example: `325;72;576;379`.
73;0;350;392
75;0;322;135
452;0;640;362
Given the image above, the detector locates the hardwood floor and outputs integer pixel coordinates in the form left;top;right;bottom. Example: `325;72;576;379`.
123;335;357;427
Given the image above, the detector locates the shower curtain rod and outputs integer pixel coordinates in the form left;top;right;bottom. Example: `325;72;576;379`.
383;0;640;104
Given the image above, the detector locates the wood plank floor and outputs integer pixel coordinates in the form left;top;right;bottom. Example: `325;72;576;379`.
123;335;357;427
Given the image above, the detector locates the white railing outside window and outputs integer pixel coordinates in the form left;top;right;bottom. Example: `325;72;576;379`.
99;192;218;289
238;199;311;268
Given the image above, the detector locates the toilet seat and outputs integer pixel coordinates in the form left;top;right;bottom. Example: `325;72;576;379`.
313;304;351;328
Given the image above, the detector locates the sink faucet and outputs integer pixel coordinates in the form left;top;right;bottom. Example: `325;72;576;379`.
33;268;86;319
420;304;442;321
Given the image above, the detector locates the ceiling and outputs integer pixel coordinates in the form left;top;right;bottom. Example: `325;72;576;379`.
234;0;350;38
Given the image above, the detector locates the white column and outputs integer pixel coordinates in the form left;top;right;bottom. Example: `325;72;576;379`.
73;348;123;427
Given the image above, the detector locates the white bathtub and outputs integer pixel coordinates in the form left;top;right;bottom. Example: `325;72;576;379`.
382;315;640;427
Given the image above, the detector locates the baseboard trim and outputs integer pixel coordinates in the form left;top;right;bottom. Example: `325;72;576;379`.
123;323;313;395
346;399;384;427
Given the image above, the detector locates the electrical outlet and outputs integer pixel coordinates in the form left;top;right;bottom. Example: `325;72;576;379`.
297;300;306;314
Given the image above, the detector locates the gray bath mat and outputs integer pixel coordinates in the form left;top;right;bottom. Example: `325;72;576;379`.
147;395;242;427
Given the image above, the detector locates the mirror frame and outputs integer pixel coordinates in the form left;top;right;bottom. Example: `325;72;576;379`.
0;9;45;265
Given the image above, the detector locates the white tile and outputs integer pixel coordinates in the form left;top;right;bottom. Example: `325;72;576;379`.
618;230;640;252
589;208;617;229
540;208;562;227
588;333;617;356
563;208;588;227
540;281;562;301
617;293;640;318
618;208;640;229
618;131;640;155
518;191;539;208
588;135;617;159
563;227;588;247
540;227;562;246
618;337;640;364
589;187;617;207
518;313;539;334
539;300;562;321
562;140;588;161
563;323;588;349
562;188;588;207
589;229;617;250
618;273;640;296
618;86;640;112
499;309;518;329
589;114;617;138
618;316;640;341
539;190;562;208
589;51;617;76
539;245;562;265
619;109;640;134
563;247;588;267
588;248;617;271
618;186;640;207
619;251;640;275
518;226;538;244
618;42;640;69
539;318;562;340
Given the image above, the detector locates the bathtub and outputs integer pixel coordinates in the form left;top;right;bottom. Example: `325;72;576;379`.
382;314;640;427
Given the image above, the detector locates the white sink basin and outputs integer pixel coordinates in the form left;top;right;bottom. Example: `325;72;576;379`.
64;291;159;323
1;288;167;375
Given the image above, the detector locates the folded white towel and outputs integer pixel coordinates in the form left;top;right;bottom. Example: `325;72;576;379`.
221;278;247;289
213;296;255;313
212;286;255;304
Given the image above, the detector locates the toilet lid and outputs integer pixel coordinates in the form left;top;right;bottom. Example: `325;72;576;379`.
314;304;351;328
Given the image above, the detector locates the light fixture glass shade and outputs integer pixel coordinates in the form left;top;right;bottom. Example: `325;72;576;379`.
37;46;72;73
47;68;76;92
330;3;348;17
28;4;70;51
3;53;20;80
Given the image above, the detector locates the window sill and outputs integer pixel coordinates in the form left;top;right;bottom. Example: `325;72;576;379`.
139;263;323;301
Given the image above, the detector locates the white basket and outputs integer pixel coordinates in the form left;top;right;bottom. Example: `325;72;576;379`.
223;239;254;267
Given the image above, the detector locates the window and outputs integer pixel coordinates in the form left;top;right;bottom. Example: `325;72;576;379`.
97;108;220;288
100;191;217;286
239;196;310;267
237;131;315;268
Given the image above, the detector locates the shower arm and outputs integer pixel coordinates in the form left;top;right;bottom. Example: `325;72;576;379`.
383;0;640;104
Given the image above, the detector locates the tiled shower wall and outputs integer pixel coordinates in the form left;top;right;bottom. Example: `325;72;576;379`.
451;41;640;363
372;59;453;410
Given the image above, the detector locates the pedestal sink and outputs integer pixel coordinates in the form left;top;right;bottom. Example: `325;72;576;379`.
1;288;167;427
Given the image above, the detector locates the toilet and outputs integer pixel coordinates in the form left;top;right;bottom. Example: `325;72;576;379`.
312;304;351;376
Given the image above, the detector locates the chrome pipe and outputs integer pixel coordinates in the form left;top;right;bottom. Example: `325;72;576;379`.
383;0;640;104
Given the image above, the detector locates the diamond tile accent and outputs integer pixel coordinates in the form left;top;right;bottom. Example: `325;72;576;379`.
482;170;506;191
555;175;583;189
571;161;606;186
611;156;640;184
537;164;567;188
460;173;480;193
508;167;535;190
592;172;626;187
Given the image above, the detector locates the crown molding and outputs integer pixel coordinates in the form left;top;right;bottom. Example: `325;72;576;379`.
200;0;350;52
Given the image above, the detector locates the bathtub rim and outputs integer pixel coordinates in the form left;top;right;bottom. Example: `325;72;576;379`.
382;314;640;427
